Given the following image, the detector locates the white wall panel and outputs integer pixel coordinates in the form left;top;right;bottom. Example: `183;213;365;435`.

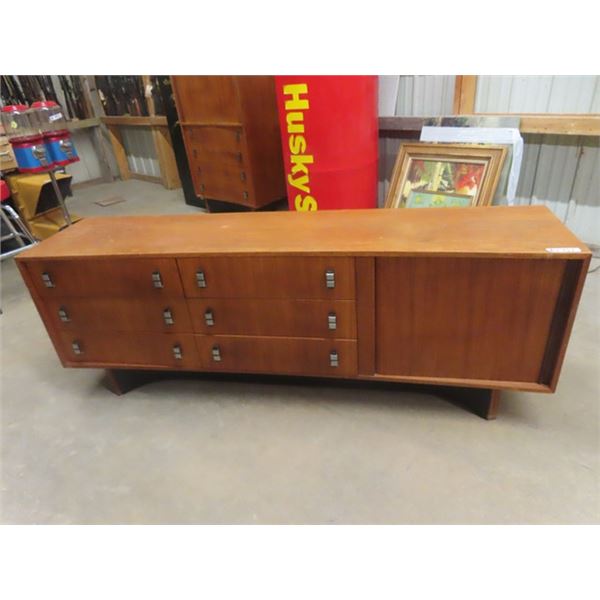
65;130;102;183
120;126;160;178
475;76;600;113
394;76;454;116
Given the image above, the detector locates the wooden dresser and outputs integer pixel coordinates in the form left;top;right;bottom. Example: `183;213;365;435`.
16;206;590;419
171;76;286;210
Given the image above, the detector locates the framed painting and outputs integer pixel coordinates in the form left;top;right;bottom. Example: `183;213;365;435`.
385;143;507;208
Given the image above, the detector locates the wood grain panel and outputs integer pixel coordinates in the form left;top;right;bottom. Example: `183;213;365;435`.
178;256;355;300
25;258;184;298
17;207;590;261
172;76;241;123
188;298;356;338
375;257;567;383
195;335;357;377
59;332;199;369
355;257;375;375
46;298;192;333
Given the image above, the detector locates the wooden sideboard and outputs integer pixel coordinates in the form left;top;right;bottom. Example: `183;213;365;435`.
16;206;590;419
171;76;286;210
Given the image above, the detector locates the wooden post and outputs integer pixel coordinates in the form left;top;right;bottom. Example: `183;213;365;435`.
153;126;181;189
453;75;478;114
106;125;131;181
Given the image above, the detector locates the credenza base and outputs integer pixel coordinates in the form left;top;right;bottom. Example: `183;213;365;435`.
102;369;501;420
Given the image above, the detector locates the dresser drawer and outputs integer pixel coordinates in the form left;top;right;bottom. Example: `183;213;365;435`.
188;298;356;338
46;298;192;333
184;125;244;153
196;335;357;377
192;161;252;204
178;257;355;300
59;331;199;369
25;258;184;298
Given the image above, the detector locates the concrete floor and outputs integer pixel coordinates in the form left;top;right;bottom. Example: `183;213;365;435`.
1;179;599;524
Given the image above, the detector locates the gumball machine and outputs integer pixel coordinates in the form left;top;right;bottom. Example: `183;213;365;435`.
0;105;52;172
31;101;79;166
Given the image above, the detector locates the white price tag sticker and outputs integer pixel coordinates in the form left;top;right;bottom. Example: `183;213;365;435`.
48;112;63;122
545;247;582;253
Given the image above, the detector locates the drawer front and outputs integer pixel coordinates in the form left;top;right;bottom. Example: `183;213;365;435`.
184;125;244;157
188;298;356;338
196;335;357;377
47;298;192;333
59;331;199;369
178;256;355;300
192;161;252;204
26;258;184;298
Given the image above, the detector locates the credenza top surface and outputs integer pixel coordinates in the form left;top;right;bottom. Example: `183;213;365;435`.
17;205;590;261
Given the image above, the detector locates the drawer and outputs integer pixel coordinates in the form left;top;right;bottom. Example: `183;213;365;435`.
25;258;184;298
178;256;355;300
188;298;356;338
193;161;252;204
46;298;192;333
196;335;357;377
59;331;199;369
184;125;244;152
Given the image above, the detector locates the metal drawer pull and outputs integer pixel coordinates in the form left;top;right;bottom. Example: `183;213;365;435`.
163;308;174;325
152;271;163;288
58;307;70;322
325;269;335;288
328;312;337;330
72;341;83;355
173;344;183;360
329;350;339;367
196;270;207;288
204;309;214;326
212;345;222;362
42;272;55;288
240;171;246;182
243;191;248;200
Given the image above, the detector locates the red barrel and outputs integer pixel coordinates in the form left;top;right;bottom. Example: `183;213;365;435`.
275;76;378;211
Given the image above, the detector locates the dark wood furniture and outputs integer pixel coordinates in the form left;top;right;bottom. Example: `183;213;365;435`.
16;206;590;419
171;76;286;210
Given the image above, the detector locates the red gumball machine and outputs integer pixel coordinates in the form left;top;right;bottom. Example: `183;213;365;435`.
31;101;79;166
275;76;378;211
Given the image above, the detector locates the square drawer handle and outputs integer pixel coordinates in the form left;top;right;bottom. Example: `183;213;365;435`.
152;271;164;288
72;340;83;355
325;269;335;288
163;308;174;325
328;312;337;330
172;344;183;360
196;270;207;288
58;306;70;322
42;272;55;288
212;345;222;362
329;350;339;367
204;309;215;326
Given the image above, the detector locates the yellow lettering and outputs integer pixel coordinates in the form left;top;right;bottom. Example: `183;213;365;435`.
286;112;305;134
294;194;317;211
289;135;307;155
288;173;310;193
283;83;309;111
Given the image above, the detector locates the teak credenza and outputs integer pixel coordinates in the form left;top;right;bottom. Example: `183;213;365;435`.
16;206;590;419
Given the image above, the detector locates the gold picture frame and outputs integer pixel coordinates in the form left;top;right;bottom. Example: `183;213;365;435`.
385;143;507;208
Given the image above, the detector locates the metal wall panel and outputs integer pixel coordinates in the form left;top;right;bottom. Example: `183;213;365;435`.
475;76;600;113
394;76;455;116
120;126;160;178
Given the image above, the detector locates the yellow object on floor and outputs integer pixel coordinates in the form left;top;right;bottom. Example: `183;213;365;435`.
5;172;81;240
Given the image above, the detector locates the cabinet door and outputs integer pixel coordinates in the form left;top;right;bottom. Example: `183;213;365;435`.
46;298;192;333
178;256;355;300
196;335;357;377
188;298;356;338
59;331;199;369
172;76;241;123
375;257;567;384
25;258;184;298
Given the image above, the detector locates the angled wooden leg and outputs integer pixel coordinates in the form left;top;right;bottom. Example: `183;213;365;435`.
103;369;160;395
440;387;501;420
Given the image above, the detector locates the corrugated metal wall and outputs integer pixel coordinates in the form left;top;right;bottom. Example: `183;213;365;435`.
378;75;600;246
475;76;600;113
120;126;161;179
